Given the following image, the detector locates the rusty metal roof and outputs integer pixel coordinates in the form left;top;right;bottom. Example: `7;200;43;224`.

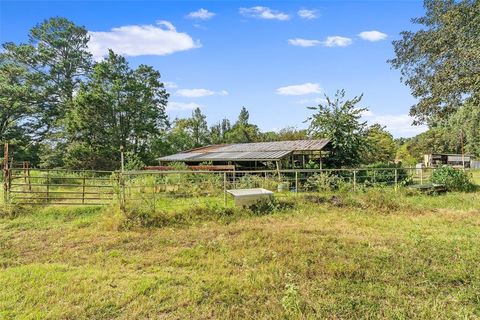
159;150;293;162
158;139;329;162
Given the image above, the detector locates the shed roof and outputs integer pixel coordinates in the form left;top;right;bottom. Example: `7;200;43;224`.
158;139;329;162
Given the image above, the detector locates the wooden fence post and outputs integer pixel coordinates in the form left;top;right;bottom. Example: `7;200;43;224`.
82;175;86;204
46;170;50;203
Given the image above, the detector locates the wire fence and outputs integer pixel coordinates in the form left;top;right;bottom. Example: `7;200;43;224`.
119;167;436;211
3;166;476;209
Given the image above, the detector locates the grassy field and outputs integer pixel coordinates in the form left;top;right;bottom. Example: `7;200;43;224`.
1;187;480;319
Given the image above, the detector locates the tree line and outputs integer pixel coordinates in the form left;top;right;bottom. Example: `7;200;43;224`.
1;0;478;170
0;17;398;170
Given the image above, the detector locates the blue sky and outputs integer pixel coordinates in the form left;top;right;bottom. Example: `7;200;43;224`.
0;0;427;137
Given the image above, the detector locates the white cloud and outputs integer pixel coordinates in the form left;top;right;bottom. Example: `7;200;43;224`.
88;21;200;60
297;9;317;19
297;97;328;105
167;101;202;111
187;8;215;20
276;83;321;96
239;6;289;21
176;88;228;98
288;38;321;47
323;36;352;47
362;111;427;136
359;30;388;42
163;81;178;89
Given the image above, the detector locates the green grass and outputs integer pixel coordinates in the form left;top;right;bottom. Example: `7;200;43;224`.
1;188;480;319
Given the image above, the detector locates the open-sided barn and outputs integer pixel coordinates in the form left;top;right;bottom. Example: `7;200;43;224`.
157;139;330;170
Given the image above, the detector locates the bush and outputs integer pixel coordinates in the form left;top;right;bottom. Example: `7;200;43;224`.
303;172;350;192
430;166;474;192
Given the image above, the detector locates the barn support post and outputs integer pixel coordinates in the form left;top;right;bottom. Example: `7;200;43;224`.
276;161;281;180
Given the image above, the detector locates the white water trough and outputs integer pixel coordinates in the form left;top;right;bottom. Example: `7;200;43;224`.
227;188;274;207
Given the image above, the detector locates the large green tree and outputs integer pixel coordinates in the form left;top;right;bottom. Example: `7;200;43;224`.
0;56;39;163
187;108;210;147
65;50;168;169
225;107;260;143
210;118;231;144
389;0;480;124
0;56;33;142
447;101;480;156
306;90;368;167
2;17;92;137
362;124;397;164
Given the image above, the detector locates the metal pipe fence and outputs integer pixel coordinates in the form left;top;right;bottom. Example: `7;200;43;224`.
5;168;117;205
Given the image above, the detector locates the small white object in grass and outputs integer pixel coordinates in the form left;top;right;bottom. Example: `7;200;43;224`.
227;188;274;207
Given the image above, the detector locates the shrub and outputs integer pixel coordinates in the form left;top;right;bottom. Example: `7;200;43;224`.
430;166;474;192
248;197;296;215
303;172;353;192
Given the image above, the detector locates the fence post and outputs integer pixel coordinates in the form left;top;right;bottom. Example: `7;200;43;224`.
295;171;298;194
394;168;398;192
420;169;423;185
223;172;227;206
46;169;50;203
120;172;126;212
153;177;156;213
353;170;357;192
3;143;9;203
82;175;86;204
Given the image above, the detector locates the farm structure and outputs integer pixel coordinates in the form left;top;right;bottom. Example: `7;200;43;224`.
157;139;330;170
424;153;473;168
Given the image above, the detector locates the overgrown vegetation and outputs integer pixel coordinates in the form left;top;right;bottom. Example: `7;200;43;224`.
1;188;480;318
430;166;475;192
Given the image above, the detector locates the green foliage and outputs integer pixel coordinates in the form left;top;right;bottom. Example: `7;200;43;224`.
2;17;92;140
187;108;210;147
65;50;168;170
124;152;146;171
389;0;480;124
430;166;475;192
358;163;410;185
362;124;396;164
209;118;231;144
304;172;351;192
306;89;368;167
447;102;480;157
0;56;34;145
225;107;260;143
